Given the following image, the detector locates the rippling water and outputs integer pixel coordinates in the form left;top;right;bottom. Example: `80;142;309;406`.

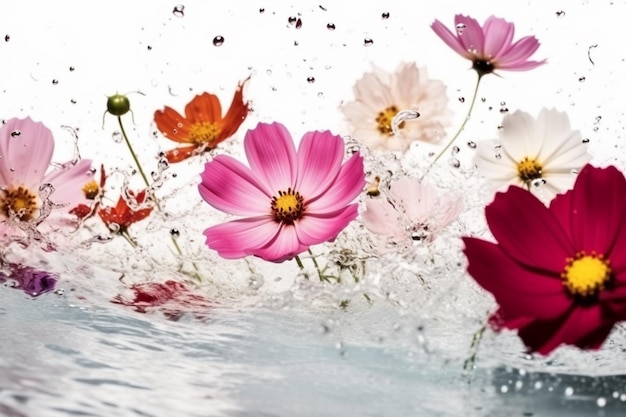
2;286;625;417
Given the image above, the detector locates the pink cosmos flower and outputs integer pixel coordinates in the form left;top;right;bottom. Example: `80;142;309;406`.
463;165;626;355
431;14;546;76
0;117;94;241
198;122;365;263
362;178;462;249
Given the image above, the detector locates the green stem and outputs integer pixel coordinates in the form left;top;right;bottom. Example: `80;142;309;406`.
116;116;203;283
421;74;483;182
463;319;488;375
308;248;330;282
294;255;305;270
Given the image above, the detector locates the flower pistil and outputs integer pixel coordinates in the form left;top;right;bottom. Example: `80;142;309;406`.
1;186;38;221
375;105;403;135
271;188;304;224
562;252;611;298
517;157;543;184
189;121;221;144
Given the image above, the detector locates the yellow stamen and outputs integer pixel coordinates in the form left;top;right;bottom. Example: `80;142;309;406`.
1;186;38;221
189;122;221;144
271;188;304;224
562;252;611;298
82;180;99;200
517;157;543;184
375;105;404;136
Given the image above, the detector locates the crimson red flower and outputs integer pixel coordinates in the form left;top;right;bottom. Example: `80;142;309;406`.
463;165;626;355
97;189;153;233
153;78;250;163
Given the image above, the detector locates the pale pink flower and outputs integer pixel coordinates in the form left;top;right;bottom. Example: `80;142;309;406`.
198;122;365;263
362;178;462;249
340;62;450;153
431;14;546;76
0;117;94;241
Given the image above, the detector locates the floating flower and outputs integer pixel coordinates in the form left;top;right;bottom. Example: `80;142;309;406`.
198;122;365;263
97;189;154;235
0;263;58;297
431;14;546;76
0;117;94;240
154;78;250;163
340;63;450;152
474;108;590;198
463;165;626;354
362;177;462;249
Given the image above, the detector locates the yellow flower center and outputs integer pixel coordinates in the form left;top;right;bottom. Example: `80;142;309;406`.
189;122;221;144
562;252;611;298
82;180;99;200
375;105;404;136
1;186;38;221
271;188;304;224
517;157;543;184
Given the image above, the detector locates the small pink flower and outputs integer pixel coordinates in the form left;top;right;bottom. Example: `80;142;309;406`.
362;178;462;249
0;117;94;240
431;14;546;76
198;122;365;263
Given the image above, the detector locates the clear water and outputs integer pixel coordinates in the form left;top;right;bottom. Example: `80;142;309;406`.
2;1;626;416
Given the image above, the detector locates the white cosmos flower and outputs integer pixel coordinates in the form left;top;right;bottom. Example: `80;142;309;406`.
474;108;591;198
340;62;451;153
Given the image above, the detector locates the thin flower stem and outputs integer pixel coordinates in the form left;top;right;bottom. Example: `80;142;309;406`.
294;255;305;270
463;319;488;375
421;74;483;182
307;248;330;282
116;116;203;283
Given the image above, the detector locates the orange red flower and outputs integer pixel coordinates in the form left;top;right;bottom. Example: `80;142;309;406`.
97;189;154;234
154;77;251;163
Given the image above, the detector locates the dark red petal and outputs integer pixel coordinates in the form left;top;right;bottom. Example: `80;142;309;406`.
570;165;626;254
548;189;574;244
599;283;626;317
463;237;571;320
486;186;573;274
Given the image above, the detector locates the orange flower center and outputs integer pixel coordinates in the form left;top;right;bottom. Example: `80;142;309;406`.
562;252;611;298
82;180;99;200
271;188;304;224
189;122;221;144
1;186;38;221
375;105;404;136
517;157;543;185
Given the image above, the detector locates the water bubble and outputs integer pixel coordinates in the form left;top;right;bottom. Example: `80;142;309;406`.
382;12;390;19
500;101;506;106
467;141;476;148
451;146;460;155
500;385;509;393
172;4;185;17
594;115;602;123
52;79;59;85
556;10;566;17
499;107;509;113
112;131;123;143
248;274;264;290
213;36;224;46
391;110;419;136
288;16;297;25
597;397;606;407
534;381;543;390
55;289;65;296
259;7;265;13
306;76;315;83
10;130;21;138
455;23;466;34
449;158;460;168
69;66;75;72
363;38;374;46
147;45;152;50
613;391;620;399
266;69;272;75
578;76;586;82
564;387;574;396
326;23;336;30
170;228;180;237
620;394;626;401
458;97;465;103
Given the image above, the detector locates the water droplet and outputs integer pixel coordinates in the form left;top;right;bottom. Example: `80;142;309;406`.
170;228;180;237
10;130;21;138
500;385;509;393
531;178;546;188
147;45;152;50
458;97;465;103
499;107;509;113
455;23;466;34
326;23;336;30
449;158;460;168
495;153;502;159
467;141;476;149
288;16;297;25
55;289;65;296
4;34;9;42
578;76;586;82
306;76;315;83
172;4;185;17
593;126;599;132
570;168;579;175
613;391;620;399
594;115;602;123
52;79;59;85
620;393;626;401
70;99;77;104
112;131;123;143
295;18;302;29
382;12;390;19
564;387;574;396
597;397;606;407
363;38;374;46
451;146;460;155
481;97;486;102
69;66;75;72
259;8;265;13
212;35;224;46
556;10;565;17
534;381;543;390
500;101;506;106
248;274;264;290
319;5;327;11
266;69;272;75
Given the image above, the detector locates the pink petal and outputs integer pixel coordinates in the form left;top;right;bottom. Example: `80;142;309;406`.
42;159;94;209
486;186;573;273
198;155;271;217
454;14;485;55
252;224;308;263
244;122;297;193
389;178;437;222
295;204;358;246
203;216;279;259
306;153;364;213
497;60;546;71
497;36;545;69
569;165;626;254
431;19;469;58
362;199;403;237
482;16;515;58
0;117;53;188
463;237;572;320
295;130;343;200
